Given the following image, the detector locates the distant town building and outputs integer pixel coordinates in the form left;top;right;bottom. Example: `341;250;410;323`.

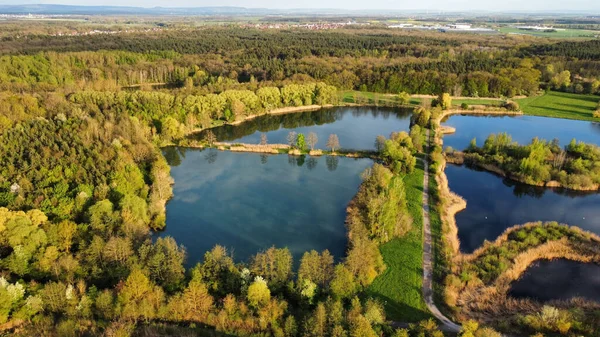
448;23;471;30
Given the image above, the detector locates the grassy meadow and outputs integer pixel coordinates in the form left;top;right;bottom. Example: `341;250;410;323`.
365;160;430;322
340;90;421;106
451;98;503;107
516;91;600;121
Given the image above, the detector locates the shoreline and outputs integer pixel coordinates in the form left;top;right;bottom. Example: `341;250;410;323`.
432;109;600;332
180;141;378;159
438;108;523;121
445;151;600;192
185;102;408;137
431;106;592;259
452;222;600;327
185;104;333;136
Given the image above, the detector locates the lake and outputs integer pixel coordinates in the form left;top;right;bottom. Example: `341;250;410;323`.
446;164;600;253
161;147;373;265
509;259;600;303
194;106;413;150
442;114;600;151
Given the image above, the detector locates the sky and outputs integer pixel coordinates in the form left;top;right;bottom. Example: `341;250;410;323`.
1;0;599;12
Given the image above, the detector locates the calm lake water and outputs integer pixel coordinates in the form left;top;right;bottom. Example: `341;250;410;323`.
509;259;600;303
446;164;600;253
161;147;373;265
194;106;413;150
442;115;600;150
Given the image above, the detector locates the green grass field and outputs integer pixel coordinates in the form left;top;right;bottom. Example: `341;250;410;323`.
341;90;509;109
340;90;420;106
498;27;599;39
516;91;600;121
365;160;430;322
451;98;503;107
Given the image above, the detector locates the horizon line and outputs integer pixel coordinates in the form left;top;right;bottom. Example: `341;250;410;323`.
0;4;599;13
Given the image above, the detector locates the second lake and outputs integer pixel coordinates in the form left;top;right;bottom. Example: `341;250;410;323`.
446;164;600;253
160;148;374;266
442;114;600;150
195;106;413;150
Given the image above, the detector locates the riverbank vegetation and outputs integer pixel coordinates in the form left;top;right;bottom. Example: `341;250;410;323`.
444;222;600;336
428;105;600;336
446;133;600;190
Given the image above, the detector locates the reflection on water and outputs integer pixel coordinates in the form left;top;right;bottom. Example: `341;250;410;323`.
509;259;600;303
446;165;600;253
161;148;373;266
442;115;600;150
194;106;413;150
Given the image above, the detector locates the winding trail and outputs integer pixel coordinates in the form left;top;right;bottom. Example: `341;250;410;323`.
421;129;462;333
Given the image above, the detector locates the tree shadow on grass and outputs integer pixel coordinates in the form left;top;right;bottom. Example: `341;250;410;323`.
363;292;432;323
528;104;591;119
553;93;600;104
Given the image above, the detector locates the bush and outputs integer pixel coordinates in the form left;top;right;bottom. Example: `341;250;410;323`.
398;92;411;105
593;110;600;118
460;102;469;110
503;101;520;111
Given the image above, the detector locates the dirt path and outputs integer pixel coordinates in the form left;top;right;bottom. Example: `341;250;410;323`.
422;129;462;333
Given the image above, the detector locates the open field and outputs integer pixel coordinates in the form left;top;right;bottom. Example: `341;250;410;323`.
365;160;431;322
498;27;600;39
451;98;503;107
516;91;600;121
340;90;420;106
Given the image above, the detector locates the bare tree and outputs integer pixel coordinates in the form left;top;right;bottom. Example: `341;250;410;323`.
260;133;268;146
307;132;318;150
553;150;567;170
204;130;217;146
326;134;340;152
375;135;386;153
287;131;297;148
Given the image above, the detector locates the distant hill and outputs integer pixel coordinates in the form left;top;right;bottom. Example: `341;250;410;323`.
0;4;596;16
0;4;345;15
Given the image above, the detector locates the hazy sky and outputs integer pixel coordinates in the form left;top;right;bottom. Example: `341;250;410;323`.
1;0;599;11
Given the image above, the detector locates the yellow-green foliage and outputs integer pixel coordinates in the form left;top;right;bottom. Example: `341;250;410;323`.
520;306;575;335
347;164;412;244
459;222;595;284
383;131;417;174
439;93;452;110
464;133;600;189
411;106;431;127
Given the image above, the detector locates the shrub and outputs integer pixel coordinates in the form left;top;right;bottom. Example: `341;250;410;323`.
398;92;411;105
460;102;469;110
503;101;520;111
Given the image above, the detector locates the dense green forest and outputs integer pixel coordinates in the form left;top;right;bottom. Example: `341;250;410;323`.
1;21;599;336
1;29;600;97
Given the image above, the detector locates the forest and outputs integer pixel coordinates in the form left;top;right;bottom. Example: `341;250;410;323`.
0;20;600;336
1;29;600;97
